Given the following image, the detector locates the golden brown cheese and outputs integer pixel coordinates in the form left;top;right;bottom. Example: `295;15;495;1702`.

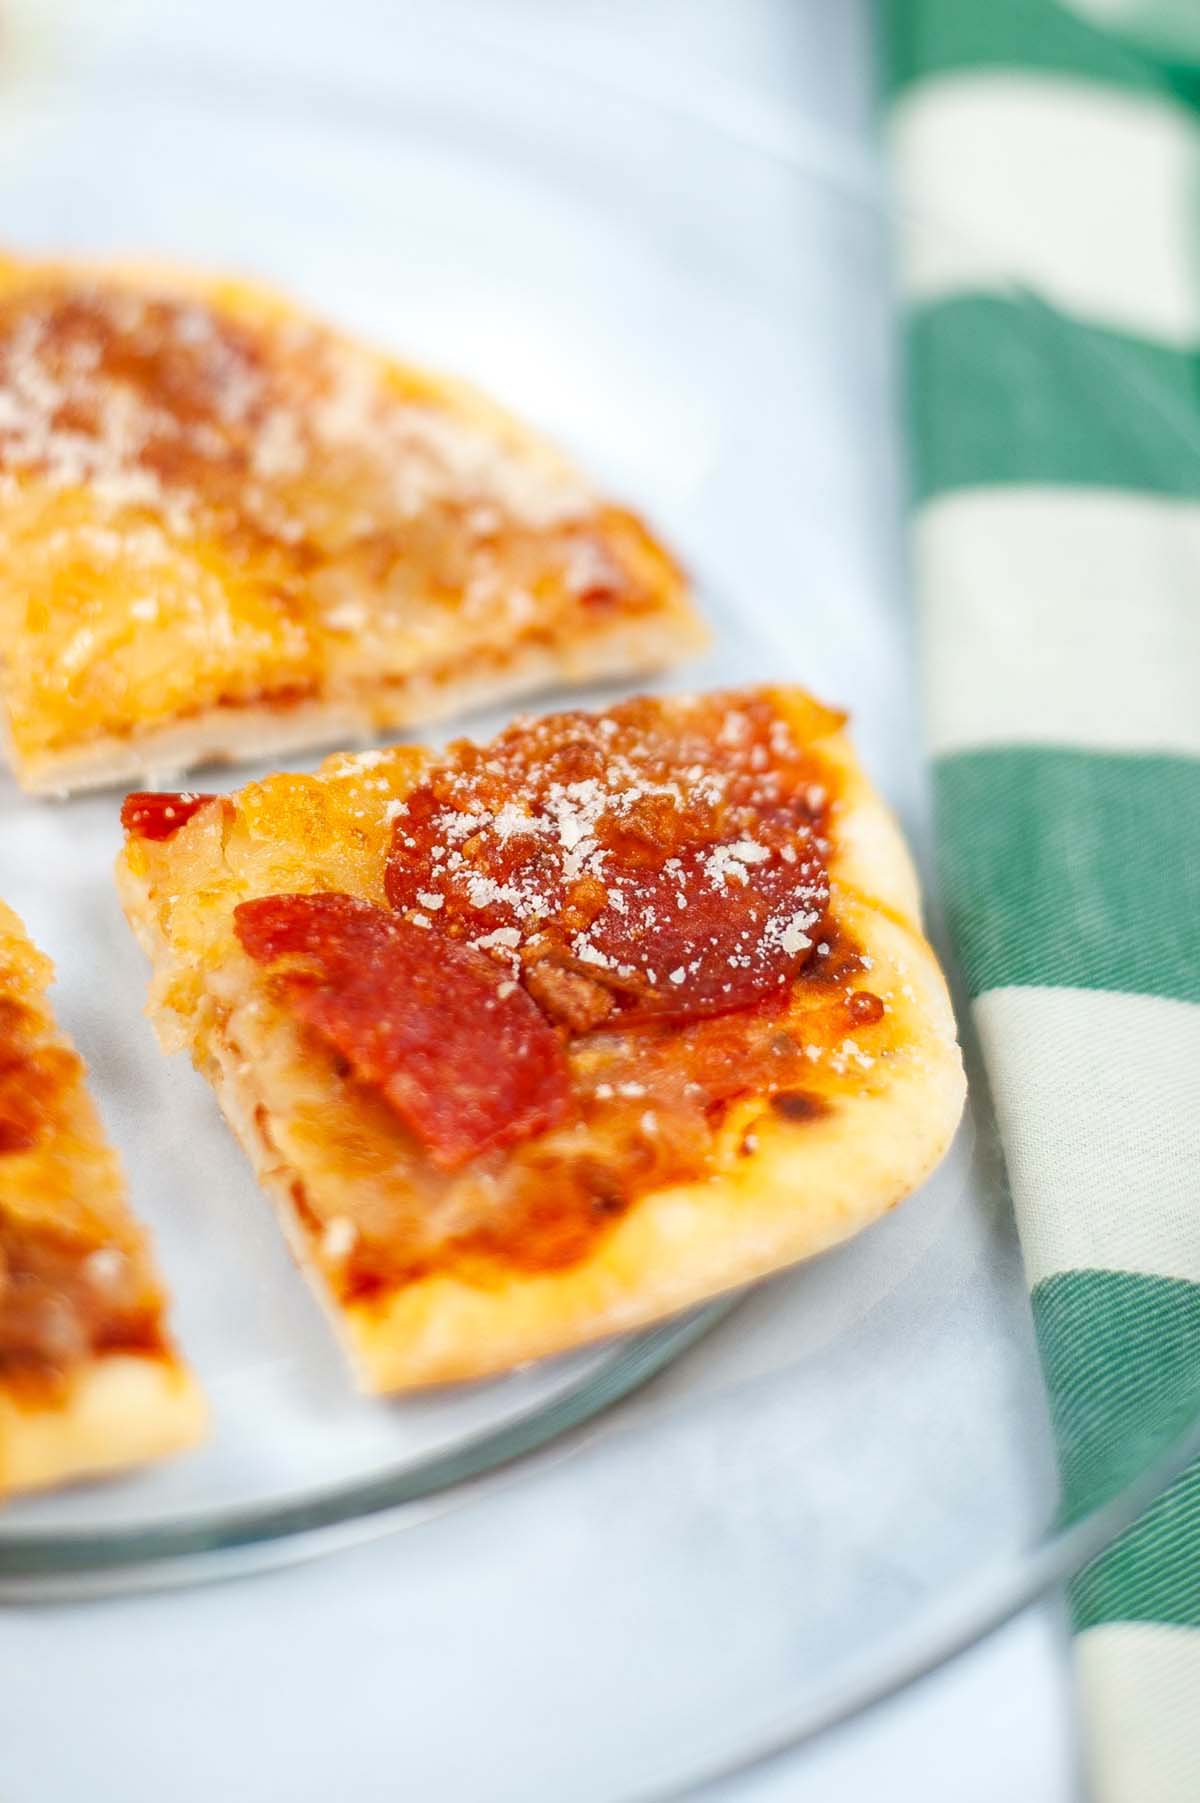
0;254;703;791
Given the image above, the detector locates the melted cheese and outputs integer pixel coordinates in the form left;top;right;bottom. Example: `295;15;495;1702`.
0;256;699;779
0;902;172;1388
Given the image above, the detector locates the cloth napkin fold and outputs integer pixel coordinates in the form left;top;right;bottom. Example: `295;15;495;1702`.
881;3;1200;1798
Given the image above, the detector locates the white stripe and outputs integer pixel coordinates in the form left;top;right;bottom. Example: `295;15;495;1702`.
974;987;1200;1289
890;75;1200;346
919;489;1200;758
1078;1624;1200;1803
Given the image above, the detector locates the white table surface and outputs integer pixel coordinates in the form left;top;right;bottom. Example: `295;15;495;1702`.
0;3;1081;1797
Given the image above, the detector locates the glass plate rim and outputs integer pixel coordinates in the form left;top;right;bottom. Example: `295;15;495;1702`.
0;1303;734;1588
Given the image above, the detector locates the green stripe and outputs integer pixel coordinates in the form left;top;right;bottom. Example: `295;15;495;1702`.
886;0;1200;1665
1072;1460;1200;1631
1036;1270;1200;1630
1034;1270;1200;1525
907;298;1200;507
879;0;1200;111
935;750;1200;1003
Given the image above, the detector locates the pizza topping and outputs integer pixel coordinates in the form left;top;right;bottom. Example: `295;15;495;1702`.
0;1030;80;1155
0;920;172;1387
305;933;884;1298
0;1218;166;1379
523;959;618;1033
0;284;590;543
120;790;215;841
234;891;571;1169
385;691;834;1026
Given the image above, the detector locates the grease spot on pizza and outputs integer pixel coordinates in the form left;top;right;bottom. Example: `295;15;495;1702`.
846;990;885;1026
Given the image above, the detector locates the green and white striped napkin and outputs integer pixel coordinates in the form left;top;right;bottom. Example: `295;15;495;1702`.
881;3;1200;1797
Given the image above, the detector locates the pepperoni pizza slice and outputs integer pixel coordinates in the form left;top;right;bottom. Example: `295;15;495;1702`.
117;688;965;1389
0;902;204;1496
0;251;703;795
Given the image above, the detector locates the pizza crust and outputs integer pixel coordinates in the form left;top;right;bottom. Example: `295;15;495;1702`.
15;610;700;796
117;690;966;1390
0;1355;206;1498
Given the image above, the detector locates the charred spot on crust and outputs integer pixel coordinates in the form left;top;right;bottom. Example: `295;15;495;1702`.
769;1090;830;1124
803;925;862;989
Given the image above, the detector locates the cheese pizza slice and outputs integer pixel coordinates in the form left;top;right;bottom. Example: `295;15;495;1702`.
0;251;703;794
117;687;965;1390
0;902;204;1496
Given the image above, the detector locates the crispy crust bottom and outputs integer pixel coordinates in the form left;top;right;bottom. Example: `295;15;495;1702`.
12;613;706;795
0;1355;206;1499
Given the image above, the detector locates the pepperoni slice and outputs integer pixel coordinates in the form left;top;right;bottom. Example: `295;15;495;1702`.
121;791;216;841
384;692;831;1029
233;892;570;1169
581;838;829;1022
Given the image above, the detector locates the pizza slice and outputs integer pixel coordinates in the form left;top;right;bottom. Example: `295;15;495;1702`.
0;251;703;795
0;902;204;1496
117;687;965;1390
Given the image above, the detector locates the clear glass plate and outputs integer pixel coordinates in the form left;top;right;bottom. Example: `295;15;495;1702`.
2;13;1199;1797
